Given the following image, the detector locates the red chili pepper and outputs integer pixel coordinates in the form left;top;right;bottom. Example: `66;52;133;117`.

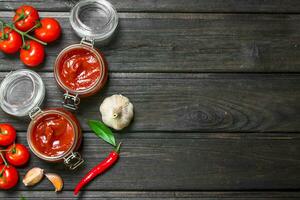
74;143;121;196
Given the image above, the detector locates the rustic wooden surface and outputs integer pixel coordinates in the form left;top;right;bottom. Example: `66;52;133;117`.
0;0;300;199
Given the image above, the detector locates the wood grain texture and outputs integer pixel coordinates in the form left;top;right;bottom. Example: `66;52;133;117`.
1;12;300;72
0;132;299;191
2;191;300;199
1;0;300;13
1;72;300;132
1;0;300;198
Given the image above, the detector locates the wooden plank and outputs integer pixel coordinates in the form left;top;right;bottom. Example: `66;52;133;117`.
1;72;300;132
1;132;300;191
1;0;300;13
2;191;300;199
1;12;300;72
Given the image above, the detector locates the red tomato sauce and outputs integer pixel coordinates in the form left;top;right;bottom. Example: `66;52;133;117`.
57;48;101;91
31;113;75;157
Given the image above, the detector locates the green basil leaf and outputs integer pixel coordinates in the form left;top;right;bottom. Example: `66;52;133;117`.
88;120;116;147
20;196;27;200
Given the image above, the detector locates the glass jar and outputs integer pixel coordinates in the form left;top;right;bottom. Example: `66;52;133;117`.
54;0;118;110
70;0;118;45
27;108;83;170
0;69;83;170
0;69;45;117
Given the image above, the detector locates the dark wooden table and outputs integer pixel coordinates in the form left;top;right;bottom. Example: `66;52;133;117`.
1;0;300;199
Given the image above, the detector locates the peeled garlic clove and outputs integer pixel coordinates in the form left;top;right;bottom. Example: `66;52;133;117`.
100;94;134;130
23;167;44;186
45;173;63;192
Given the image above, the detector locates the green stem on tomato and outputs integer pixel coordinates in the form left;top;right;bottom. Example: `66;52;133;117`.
21;34;26;49
13;8;26;23
0;152;8;166
24;32;46;46
0;19;47;46
12;143;16;154
0;127;7;135
6;23;47;46
25;20;40;34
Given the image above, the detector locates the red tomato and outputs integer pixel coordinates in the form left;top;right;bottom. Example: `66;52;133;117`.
0;124;16;146
34;18;61;43
13;5;39;32
0;165;18;190
0;28;22;54
5;144;30;167
20;40;45;67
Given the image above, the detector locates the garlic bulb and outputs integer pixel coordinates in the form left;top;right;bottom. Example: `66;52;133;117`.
100;94;134;130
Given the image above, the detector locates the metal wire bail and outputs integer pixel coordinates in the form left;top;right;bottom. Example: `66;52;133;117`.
29;107;42;119
63;92;80;111
63;152;84;170
80;37;94;47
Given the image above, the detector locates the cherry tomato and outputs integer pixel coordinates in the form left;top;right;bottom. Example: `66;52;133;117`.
34;18;61;43
5;144;30;167
20;40;45;67
0;165;18;190
13;5;39;32
0;28;22;54
0;124;16;146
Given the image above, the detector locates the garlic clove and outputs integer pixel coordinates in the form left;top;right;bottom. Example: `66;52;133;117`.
45;173;63;192
100;94;134;130
23;167;44;186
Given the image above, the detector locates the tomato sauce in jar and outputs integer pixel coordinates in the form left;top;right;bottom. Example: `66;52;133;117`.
27;108;83;169
0;69;84;169
31;112;75;157
54;0;118;110
58;48;102;92
54;44;108;110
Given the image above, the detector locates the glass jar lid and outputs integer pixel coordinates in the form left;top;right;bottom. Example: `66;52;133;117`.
70;0;118;43
0;69;45;117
